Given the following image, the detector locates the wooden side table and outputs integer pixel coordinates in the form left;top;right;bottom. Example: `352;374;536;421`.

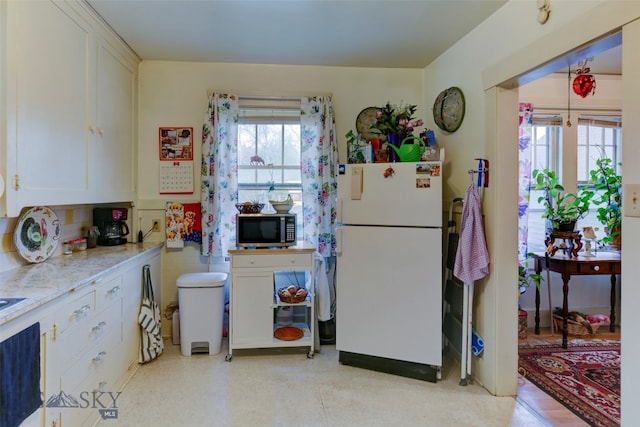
533;251;620;348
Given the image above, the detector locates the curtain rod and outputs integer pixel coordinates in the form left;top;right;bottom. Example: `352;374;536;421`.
531;106;621;113
206;90;332;99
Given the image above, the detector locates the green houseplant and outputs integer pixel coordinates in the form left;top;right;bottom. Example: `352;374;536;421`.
588;157;622;246
519;258;544;294
532;168;593;231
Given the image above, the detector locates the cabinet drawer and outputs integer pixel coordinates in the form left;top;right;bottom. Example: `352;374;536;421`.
232;253;312;269
95;275;123;311
575;262;615;275
60;334;122;427
54;301;122;363
60;324;120;393
56;289;95;335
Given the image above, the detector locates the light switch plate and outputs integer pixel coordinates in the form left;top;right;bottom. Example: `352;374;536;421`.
624;184;640;217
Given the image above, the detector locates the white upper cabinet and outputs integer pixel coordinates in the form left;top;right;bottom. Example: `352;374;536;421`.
1;0;139;217
92;37;138;203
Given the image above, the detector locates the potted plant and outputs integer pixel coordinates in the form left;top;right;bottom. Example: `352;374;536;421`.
532;168;593;231
370;101;424;162
519;257;544;294
588;157;622;247
369;101;424;136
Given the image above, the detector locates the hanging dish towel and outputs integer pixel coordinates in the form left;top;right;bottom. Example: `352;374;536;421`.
138;264;164;363
0;323;42;427
454;176;490;284
165;202;202;248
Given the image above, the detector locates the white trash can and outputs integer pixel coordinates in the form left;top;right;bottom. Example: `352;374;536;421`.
177;272;227;356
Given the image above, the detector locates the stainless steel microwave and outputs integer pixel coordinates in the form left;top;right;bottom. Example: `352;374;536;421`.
236;214;296;248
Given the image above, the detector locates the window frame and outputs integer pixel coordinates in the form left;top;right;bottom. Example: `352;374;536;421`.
236;104;304;237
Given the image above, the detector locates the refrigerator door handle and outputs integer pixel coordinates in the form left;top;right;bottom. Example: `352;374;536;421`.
337;198;343;224
336;227;342;254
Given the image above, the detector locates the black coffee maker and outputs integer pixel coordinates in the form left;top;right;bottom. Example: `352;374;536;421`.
93;207;130;246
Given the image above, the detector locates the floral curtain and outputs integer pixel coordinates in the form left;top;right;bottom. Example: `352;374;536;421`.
201;93;240;257
300;96;338;257
518;103;534;268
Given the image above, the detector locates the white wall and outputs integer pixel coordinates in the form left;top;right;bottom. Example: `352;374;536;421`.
136;62;424;335
423;0;640;407
621;18;640;427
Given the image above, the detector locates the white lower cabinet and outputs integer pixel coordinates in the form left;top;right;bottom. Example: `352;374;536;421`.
227;248;316;360
230;272;275;346
39;251;160;427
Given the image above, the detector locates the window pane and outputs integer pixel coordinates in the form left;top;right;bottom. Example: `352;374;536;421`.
284;169;302;182
283;125;301;165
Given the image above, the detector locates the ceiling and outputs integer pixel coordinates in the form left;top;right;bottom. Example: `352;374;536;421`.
86;0;621;74
87;0;508;69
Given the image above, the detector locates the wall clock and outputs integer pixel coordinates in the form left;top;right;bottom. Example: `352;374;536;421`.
355;106;384;141
433;87;466;133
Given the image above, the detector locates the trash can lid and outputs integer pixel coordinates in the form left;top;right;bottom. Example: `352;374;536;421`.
177;272;227;288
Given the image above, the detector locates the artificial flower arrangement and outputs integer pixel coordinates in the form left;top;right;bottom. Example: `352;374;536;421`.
370;101;424;136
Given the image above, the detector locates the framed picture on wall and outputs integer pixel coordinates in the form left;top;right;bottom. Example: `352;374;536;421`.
159;127;193;161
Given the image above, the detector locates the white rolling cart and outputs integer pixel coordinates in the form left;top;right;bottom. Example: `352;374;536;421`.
226;247;316;361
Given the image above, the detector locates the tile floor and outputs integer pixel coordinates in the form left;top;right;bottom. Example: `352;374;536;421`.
98;339;549;427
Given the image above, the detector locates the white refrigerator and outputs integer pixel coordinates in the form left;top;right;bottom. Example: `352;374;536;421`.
336;161;442;381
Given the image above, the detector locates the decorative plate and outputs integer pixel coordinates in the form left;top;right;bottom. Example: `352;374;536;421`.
433;86;466;133
356;107;385;141
13;206;61;263
274;326;304;341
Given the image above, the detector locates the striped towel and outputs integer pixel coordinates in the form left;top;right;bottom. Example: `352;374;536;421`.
138;264;164;363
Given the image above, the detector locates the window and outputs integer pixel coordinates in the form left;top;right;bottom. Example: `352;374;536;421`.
237;105;303;238
576;117;622;234
577;118;622;183
525;113;622;253
526;116;562;253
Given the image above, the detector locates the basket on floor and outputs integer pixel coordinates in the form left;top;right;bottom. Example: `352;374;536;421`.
553;315;601;336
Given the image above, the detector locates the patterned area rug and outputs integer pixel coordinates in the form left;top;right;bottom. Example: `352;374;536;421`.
518;341;620;427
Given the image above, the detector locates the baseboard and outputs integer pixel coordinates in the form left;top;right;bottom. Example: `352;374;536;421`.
338;351;438;383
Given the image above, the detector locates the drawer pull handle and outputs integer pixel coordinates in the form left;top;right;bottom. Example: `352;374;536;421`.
594;265;600;271
108;286;120;295
92;321;107;333
93;351;107;363
73;304;91;317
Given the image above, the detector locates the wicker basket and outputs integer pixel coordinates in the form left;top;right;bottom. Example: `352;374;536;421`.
277;287;307;304
235;203;264;214
553;315;601;336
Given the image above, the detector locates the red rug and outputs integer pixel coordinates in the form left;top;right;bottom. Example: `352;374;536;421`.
519;341;620;427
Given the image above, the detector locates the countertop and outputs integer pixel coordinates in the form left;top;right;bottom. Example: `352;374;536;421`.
0;242;163;326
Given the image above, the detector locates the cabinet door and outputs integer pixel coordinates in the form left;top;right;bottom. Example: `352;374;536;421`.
231;272;274;345
4;0;94;216
92;38;137;203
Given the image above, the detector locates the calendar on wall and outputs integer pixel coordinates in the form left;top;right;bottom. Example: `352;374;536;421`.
160;161;194;194
159;127;194;194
